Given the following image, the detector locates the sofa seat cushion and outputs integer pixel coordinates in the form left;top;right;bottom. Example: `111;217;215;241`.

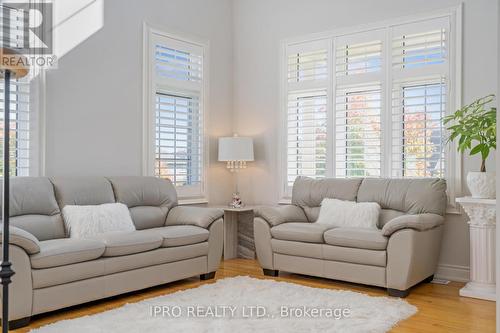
323;245;386;267
271;222;332;243
323;227;388;250
271;239;323;259
31;242;209;289
270;239;386;267
142;225;209;247
90;232;162;257
30;238;105;269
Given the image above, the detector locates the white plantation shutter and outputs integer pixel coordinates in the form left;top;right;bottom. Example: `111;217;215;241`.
334;31;383;177
285;40;329;190
287;90;327;185
155;44;202;84
287;49;328;83
392;18;448;74
0;81;30;177
335;84;382;177
151;33;205;198
0;5;31;177
390;17;449;179
391;79;446;177
155;93;202;187
336;38;382;78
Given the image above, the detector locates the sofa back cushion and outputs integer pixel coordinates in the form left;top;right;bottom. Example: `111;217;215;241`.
107;176;177;229
357;178;447;215
290;176;447;224
2;177;65;240
50;177;116;208
291;177;362;222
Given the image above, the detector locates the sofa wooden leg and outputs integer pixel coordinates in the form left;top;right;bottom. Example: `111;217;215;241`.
200;272;216;280
263;269;279;277
387;288;410;298
424;275;434;283
0;316;31;329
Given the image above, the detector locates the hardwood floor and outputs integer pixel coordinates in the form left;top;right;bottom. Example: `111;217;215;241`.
11;259;495;332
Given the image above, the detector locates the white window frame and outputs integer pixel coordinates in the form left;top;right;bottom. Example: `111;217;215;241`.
142;24;209;204
278;5;462;213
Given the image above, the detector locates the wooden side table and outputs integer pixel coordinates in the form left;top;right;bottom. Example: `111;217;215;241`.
456;197;496;301
214;206;255;259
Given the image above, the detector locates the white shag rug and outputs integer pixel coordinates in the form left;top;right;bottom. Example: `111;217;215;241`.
30;276;417;333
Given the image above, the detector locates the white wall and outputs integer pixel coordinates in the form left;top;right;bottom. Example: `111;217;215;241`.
232;0;498;280
45;0;235;204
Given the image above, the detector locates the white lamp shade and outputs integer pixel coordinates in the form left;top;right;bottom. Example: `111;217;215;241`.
218;136;254;161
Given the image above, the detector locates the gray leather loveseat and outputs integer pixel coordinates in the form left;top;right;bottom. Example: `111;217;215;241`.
254;177;447;297
0;176;223;328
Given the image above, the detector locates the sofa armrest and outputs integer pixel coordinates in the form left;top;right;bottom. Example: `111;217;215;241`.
382;213;444;237
254;217;274;269
165;206;224;229
254;205;307;226
0;225;40;254
4;244;34;320
386;226;443;291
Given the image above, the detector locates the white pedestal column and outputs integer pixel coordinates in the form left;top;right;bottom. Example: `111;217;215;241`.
456;197;496;301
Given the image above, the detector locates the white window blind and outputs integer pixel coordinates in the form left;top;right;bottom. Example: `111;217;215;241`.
392;20;447;71
155;93;202;186
0;81;31;177
336;39;382;77
334;32;383;177
155;44;202;83
287;90;327;185
285;41;329;188
391;79;446;177
149;32;206;199
0;5;31;177
391;17;449;179
335;84;382;177
287;49;328;83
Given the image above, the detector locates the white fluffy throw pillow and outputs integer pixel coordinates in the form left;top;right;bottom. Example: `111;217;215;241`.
63;203;136;238
315;198;381;229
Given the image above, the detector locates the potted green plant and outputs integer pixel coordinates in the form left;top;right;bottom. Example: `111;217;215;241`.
444;94;497;199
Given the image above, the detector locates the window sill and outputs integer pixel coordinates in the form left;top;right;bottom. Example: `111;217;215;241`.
178;198;209;205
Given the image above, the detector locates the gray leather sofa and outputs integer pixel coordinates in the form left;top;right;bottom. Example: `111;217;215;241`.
254;177;447;297
0;176;223;328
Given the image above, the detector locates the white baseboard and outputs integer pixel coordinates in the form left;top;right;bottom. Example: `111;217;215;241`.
435;264;470;282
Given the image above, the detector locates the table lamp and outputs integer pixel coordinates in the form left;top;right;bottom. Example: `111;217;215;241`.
218;135;254;208
1;48;29;332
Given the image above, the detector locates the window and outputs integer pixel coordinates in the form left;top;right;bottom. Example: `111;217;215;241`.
392;79;446;178
155;93;202;186
0;4;34;177
391;18;449;179
280;9;461;208
0;79;30;177
285;40;329;186
334;31;384;178
335;84;382;177
144;27;208;201
287;90;327;185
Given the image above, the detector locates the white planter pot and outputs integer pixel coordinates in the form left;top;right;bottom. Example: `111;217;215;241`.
466;172;496;199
